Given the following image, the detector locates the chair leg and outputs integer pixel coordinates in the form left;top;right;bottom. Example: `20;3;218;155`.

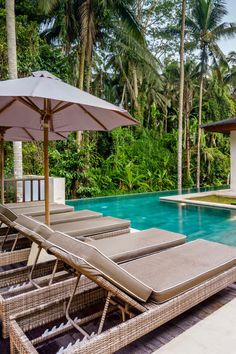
65;274;89;337
48;259;59;285
97;291;112;334
1;226;11;251
11;232;20;251
28;246;42;289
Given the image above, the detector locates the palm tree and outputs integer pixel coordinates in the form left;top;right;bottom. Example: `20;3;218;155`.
5;0;23;201
183;60;198;183
39;0;143;88
177;0;186;191
106;25;162;118
39;0;143;144
186;0;236;188
224;51;236;96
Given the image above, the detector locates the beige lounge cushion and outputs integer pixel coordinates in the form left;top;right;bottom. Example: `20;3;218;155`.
122;239;236;303
6;201;45;209
12;203;74;217
86;228;186;263
14;214;54;245
16;214;128;240
44;231;152;302
0;204;18;225
52;216;130;237
35;210;102;225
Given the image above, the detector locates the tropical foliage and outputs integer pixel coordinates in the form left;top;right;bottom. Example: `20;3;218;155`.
0;0;235;198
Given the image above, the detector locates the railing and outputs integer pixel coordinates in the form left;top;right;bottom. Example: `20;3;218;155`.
4;176;45;203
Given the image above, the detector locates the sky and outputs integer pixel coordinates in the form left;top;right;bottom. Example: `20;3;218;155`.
218;0;236;53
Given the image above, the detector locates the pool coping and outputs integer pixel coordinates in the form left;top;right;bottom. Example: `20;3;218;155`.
160;189;236;210
66;185;229;203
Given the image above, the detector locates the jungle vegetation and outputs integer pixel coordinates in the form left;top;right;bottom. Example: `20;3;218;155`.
1;0;236;199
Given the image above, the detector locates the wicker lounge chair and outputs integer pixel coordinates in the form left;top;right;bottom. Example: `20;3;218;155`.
85;227;186;262
0;205;102;272
0;204;127;256
6;200;46;208
0;202;74;245
9;233;236;354
35;210;102;225
0;215;186;337
9;203;74;216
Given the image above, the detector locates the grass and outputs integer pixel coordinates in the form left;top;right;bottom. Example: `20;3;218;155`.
188;195;236;205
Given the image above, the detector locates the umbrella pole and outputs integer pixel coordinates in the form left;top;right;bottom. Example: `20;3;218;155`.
44;118;50;225
0;133;4;204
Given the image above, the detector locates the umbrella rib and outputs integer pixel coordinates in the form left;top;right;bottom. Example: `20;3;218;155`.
111;109;138;124
53;102;74;113
57;132;68;138
24;97;42;113
52;101;64;112
23;128;36;141
0;99;16;115
77;104;108;130
15;97;41;114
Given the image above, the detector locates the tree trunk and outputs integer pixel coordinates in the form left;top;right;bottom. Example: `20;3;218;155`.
133;67;138;100
132;67;140;114
185;102;191;181
6;0;23;202
184;86;192;183
86;62;92;93
196;74;204;188
120;84;126;107
177;0;186;191
164;107;168;133
77;43;86;145
78;43;85;90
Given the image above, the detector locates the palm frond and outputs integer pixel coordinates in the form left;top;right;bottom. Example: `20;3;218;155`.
212;22;236;40
38;0;60;14
208;0;228;30
106;0;144;44
79;0;96;59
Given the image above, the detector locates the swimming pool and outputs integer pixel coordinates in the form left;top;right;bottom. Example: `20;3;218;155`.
67;188;236;246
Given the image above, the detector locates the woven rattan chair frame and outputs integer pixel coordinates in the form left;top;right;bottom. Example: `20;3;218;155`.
9;266;236;354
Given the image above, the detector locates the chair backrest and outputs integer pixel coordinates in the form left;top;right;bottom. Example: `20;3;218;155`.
14;214;54;246
43;231;153;302
0;204;18;226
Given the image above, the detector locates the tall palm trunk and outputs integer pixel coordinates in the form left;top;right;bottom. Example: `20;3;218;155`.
185;98;191;181
86;62;92;93
78;43;85;90
196;74;204;188
177;0;186;191
77;43;86;145
132;67;138;101
132;66;140;116
6;0;23;202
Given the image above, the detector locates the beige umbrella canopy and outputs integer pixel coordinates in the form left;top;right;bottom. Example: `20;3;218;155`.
0;126;68;204
0;71;138;224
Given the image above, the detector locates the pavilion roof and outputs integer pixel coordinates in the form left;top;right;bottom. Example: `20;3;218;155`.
201;117;236;133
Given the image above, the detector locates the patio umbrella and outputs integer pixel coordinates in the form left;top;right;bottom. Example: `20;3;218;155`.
0;71;138;224
0;126;68;204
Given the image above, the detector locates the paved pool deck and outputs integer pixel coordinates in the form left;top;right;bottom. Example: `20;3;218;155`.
155;296;236;354
160;188;236;210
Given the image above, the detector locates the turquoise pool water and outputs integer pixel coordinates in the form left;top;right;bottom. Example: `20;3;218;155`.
67;187;236;246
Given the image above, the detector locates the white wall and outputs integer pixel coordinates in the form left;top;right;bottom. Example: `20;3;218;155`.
24;176;65;204
49;177;65;204
230;131;236;191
